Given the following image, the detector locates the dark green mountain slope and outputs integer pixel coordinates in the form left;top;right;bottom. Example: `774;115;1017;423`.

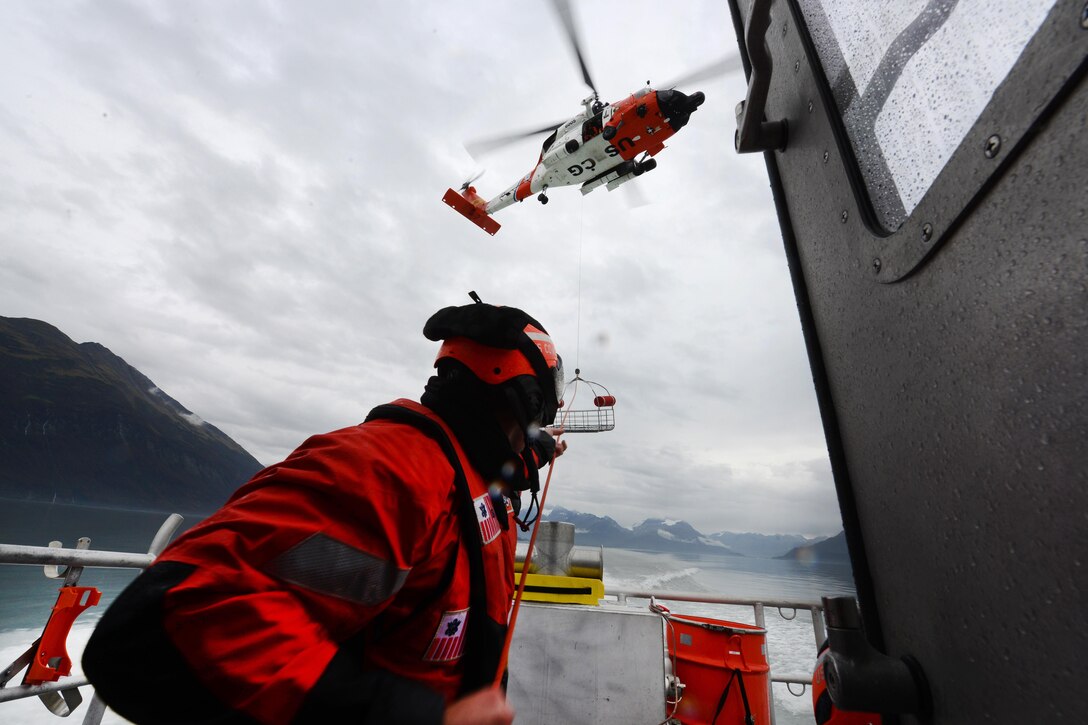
0;317;261;511
778;530;850;561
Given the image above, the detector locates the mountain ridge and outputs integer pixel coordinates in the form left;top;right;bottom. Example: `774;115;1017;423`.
536;506;839;558
0;316;262;512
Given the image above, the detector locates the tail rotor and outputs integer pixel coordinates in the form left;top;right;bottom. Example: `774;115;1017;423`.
443;169;501;236
460;169;486;193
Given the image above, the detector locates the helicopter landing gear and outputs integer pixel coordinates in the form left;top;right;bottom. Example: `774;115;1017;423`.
538;185;549;204
634;158;657;176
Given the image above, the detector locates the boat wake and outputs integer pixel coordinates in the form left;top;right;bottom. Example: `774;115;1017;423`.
608;565;703;592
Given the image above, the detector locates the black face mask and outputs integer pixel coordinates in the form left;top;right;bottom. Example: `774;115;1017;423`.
421;370;537;493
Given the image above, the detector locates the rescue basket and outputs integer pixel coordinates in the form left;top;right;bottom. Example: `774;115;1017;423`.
552;370;615;433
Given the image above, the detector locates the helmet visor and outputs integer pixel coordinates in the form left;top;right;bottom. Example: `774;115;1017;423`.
552;355;565;411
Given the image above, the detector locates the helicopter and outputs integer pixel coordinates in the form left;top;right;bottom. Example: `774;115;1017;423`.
442;0;734;236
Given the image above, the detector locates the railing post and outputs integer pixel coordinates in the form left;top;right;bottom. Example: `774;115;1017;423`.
147;514;184;557
751;603;777;725
812;604;827;650
80;691;107;725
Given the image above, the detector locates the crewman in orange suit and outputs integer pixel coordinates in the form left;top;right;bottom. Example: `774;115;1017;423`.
84;298;566;725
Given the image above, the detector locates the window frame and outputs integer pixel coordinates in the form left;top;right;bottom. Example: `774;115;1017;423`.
789;0;1086;282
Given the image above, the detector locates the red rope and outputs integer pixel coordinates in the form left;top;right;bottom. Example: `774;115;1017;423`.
491;427;565;688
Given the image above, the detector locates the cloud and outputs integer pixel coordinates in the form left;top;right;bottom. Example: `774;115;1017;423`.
0;0;845;537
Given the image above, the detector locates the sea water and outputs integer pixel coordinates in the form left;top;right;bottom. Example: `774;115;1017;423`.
0;501;853;724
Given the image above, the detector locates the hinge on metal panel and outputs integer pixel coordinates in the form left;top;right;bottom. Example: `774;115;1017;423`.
735;0;788;153
821;596;932;717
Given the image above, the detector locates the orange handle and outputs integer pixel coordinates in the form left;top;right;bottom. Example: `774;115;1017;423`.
24;586;101;684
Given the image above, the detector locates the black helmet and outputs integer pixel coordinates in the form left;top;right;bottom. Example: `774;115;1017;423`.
423;301;563;430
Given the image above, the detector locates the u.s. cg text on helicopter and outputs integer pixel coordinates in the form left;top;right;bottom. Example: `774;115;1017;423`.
442;0;734;236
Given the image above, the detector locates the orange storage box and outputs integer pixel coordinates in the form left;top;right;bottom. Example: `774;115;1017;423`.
667;614;771;724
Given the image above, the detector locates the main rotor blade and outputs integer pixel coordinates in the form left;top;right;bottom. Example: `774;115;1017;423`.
464;122;564;158
661;55;743;88
549;0;598;99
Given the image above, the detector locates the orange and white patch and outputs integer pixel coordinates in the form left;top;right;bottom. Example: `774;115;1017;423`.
423;608;469;662
474;493;502;545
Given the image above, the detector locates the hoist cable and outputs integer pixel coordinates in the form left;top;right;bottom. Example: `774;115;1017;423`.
576;195;584;372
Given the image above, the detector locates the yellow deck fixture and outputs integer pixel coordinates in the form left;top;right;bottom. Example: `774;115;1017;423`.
519;573;604;606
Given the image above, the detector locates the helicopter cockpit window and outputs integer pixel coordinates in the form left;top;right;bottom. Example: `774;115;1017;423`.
541;128;559;154
582;112;604;142
796;0;1057;231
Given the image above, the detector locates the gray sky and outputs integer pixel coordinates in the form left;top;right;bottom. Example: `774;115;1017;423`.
0;0;843;537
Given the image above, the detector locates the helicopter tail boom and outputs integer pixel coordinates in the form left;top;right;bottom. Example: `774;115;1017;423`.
442;187;501;236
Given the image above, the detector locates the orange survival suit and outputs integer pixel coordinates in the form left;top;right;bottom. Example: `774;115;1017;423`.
84;399;518;724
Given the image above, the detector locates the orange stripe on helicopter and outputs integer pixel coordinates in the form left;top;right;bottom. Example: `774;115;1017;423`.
514;163;541;202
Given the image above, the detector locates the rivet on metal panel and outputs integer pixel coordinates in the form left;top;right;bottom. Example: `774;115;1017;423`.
794;60;800;73
782;22;788;36
921;223;933;242
822;150;829;163
808;100;814;114
872;258;882;274
984;134;1002;158
841;210;849;223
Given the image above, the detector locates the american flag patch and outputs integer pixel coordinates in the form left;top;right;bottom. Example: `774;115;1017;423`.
474;493;501;545
423;608;469;662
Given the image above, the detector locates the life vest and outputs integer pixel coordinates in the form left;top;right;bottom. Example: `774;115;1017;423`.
362;400;516;692
86;398;516;724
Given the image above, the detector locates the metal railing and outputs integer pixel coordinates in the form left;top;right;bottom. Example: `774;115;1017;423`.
0;513;184;724
607;588;827;725
607;587;828;675
1;518;831;725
